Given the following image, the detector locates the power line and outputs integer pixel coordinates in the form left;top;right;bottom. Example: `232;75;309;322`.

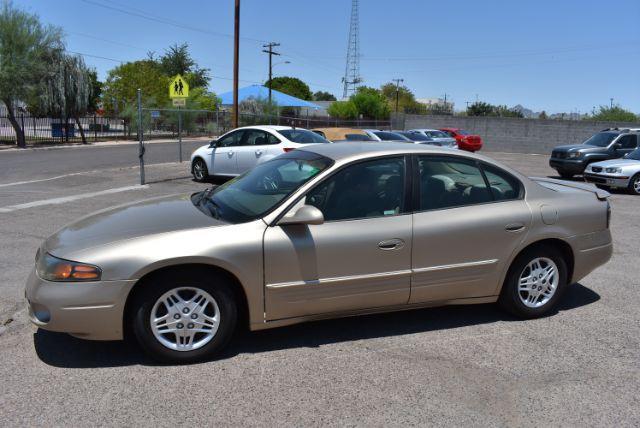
79;0;268;44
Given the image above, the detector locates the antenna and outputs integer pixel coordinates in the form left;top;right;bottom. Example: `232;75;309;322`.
342;0;361;99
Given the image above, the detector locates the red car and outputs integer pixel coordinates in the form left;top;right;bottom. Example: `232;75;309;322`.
440;128;483;152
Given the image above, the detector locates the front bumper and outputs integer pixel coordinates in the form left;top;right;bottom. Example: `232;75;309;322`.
25;268;135;341
549;158;587;174
584;173;630;188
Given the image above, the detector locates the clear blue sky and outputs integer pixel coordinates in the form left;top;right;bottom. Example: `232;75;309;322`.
19;0;640;113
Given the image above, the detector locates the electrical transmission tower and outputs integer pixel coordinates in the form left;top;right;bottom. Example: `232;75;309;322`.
342;0;361;99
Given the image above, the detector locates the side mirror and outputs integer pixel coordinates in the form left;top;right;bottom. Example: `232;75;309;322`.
209;139;218;148
612;142;621;150
278;205;324;226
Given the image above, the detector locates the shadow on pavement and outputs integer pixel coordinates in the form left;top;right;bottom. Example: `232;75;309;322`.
33;283;600;369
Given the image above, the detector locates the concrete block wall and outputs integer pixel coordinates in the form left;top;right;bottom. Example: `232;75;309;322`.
398;114;640;154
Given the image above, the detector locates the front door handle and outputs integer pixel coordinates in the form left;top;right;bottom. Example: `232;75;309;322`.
255;149;263;156
227;150;234;157
378;238;405;250
505;222;525;232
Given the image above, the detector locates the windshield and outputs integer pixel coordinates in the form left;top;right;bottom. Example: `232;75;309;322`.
192;150;333;224
583;132;617;147
626;148;640;160
374;131;410;141
401;132;431;141
427;131;449;138
278;129;330;144
457;129;470;135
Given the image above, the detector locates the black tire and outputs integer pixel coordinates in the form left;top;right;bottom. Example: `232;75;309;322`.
131;271;237;364
192;158;209;182
558;171;574;179
628;173;640;195
498;245;568;319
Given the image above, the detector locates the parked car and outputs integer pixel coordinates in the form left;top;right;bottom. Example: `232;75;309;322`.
190;125;329;181
393;131;440;145
440;128;483;152
363;129;412;143
584;147;640;195
26;143;612;363
549;128;640;179
407;129;458;148
310;127;373;143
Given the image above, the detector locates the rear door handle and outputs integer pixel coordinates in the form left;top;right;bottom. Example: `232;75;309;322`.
378;238;405;250
255;149;263;156
505;222;525;232
227;151;234;157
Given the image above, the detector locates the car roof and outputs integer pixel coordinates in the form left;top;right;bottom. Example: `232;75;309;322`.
410;128;442;132
234;125;293;132
297;142;485;162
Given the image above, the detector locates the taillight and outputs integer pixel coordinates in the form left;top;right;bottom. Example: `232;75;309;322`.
283;147;295;153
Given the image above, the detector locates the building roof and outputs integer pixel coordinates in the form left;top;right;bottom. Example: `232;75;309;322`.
217;85;321;109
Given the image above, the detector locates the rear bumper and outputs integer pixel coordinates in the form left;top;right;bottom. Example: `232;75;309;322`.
567;229;613;283
25;269;135;340
584;173;630;188
549;159;586;174
458;141;482;152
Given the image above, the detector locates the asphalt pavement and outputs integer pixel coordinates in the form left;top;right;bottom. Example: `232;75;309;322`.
0;146;638;426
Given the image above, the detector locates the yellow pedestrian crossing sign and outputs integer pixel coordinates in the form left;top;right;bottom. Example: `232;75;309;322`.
169;75;189;98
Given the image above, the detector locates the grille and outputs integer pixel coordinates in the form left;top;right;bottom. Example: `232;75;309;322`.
552;151;566;159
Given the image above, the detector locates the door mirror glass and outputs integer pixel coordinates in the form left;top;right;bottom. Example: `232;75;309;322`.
278;205;324;226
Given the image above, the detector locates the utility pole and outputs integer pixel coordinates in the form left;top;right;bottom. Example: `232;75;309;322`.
232;0;240;128
610;97;614;109
392;78;404;113
262;42;281;106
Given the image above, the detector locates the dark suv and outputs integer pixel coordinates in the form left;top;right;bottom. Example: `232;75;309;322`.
549;128;639;178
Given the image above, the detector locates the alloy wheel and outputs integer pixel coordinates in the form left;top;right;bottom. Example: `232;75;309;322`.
517;257;559;308
150;287;220;351
633;177;640;195
193;160;206;180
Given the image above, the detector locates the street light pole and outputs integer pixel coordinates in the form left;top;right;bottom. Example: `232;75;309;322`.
262;42;281;106
610;98;614;109
392;78;404;114
232;0;240;128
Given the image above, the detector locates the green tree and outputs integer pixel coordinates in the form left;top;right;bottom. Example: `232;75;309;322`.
30;53;95;143
327;100;358;119
589;105;638;122
0;1;64;147
159;43;209;88
538;110;548;120
350;86;390;119
313;90;336;101
265;76;312;101
380;82;422;113
102;60;168;114
494;105;524;118
467;101;495;117
87;70;102;114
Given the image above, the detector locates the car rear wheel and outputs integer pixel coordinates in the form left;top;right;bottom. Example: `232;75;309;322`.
131;273;237;363
192;158;209;182
628;173;640;195
499;245;568;318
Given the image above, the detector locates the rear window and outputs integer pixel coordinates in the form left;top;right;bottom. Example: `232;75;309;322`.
278;129;330;144
457;130;470;135
373;131;410;141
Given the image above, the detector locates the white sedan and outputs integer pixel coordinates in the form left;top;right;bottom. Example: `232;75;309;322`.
190;125;329;181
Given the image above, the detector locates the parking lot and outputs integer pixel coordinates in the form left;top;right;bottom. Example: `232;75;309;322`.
0;145;638;426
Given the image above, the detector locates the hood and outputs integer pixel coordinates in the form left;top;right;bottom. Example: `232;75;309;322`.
553;144;605;153
590;158;639;168
44;193;227;257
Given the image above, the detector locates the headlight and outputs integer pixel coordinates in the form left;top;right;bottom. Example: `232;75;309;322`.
36;253;101;282
567;152;582;158
605;167;622;174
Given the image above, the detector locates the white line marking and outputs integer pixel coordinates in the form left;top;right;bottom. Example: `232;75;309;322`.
0;172;88;188
0;185;148;213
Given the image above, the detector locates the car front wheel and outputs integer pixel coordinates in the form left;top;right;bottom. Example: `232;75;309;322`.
131;273;237;363
628;173;640;195
192;158;209;182
499;245;568;318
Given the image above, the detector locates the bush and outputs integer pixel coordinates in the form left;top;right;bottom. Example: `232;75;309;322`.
327;100;358;120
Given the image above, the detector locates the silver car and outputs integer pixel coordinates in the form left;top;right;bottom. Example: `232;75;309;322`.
584;147;640;195
26;143;613;363
408;129;458;149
